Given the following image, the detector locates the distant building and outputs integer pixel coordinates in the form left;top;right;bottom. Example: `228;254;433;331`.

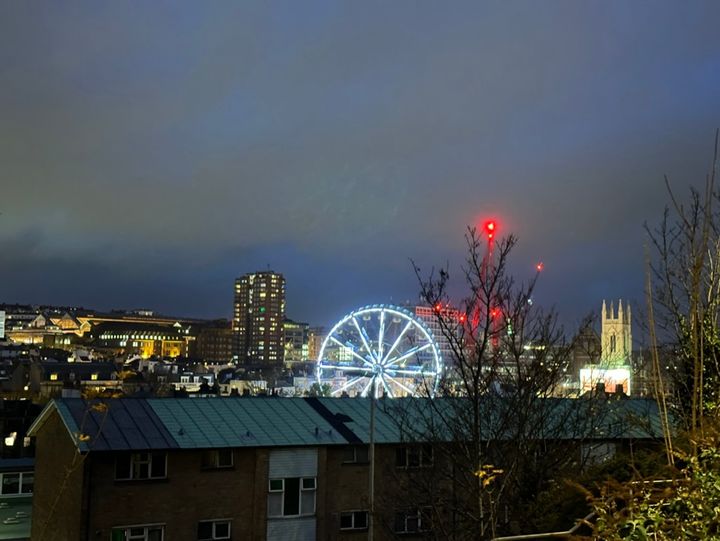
233;271;286;367
580;300;633;395
0;310;5;340
413;305;460;366
195;320;233;364
307;327;325;362
283;319;309;364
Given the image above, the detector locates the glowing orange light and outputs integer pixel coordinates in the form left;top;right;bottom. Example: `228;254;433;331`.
435;303;442;312
536;262;544;272
490;308;500;319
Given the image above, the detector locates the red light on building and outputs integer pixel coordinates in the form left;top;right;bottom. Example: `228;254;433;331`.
490;308;500;319
435;303;442;312
536;262;544;272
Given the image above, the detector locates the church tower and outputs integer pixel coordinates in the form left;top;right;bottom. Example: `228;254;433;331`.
601;299;632;365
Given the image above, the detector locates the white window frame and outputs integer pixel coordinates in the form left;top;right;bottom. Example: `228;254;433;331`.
115;452;167;481
197;519;232;540
340;510;369;531
111;523;165;541
342;445;369;464
201;449;234;469
396;445;433;469
394;508;432;534
0;471;33;496
267;476;317;518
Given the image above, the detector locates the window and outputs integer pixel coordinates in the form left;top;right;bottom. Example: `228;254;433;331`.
342;445;369;464
0;472;32;495
49;373;58;381
340;510;368;531
110;524;164;541
394;508;432;534
197;519;231;540
201;449;233;469
396;445;433;468
115;452;167;480
267;477;316;517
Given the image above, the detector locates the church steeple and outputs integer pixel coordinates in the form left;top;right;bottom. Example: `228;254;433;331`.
601;299;632;365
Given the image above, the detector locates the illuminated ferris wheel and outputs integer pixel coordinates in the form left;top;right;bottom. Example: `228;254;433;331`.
316;304;443;398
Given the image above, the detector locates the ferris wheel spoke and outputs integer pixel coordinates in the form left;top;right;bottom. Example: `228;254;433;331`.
384;342;433;368
377;309;386;360
359;376;375;397
322;364;374;375
384;374;416;396
379;374;395;398
332;375;367;396
352;317;377;361
385;368;437;377
329;336;374;368
380;320;413;365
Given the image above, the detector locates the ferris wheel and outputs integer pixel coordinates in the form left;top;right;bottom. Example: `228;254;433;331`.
316;304;443;398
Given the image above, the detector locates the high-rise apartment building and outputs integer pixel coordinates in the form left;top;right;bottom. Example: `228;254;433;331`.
233;271;286;366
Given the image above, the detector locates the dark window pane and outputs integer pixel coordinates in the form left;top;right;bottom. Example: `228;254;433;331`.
115;455;131;479
284;477;300;516
302;477;315;490
355;511;368;528
151;453;166;477
198;522;213;539
340;513;353;529
2;474;20;495
147;527;163;541
214;521;230;538
201;450;215;468
111;529;125;541
395;447;406;467
217;449;233;467
356;446;369;462
269;479;283;491
422;445;433;466
408;448;420;468
342;446;355;463
135;462;149;479
21;473;33;494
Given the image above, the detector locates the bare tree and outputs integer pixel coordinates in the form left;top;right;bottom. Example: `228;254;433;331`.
645;130;720;440
377;228;606;540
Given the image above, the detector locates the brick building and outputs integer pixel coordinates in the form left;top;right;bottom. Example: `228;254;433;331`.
28;397;663;540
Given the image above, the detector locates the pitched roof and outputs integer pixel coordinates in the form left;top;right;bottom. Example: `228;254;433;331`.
28;396;665;453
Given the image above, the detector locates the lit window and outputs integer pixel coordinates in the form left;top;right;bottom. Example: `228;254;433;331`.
197;520;231;540
110;524;164;541
115;452;167;481
268;477;316;517
340;510;368;531
91;374;99;381
49;374;58;381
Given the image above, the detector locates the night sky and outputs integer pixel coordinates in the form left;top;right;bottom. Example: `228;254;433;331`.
1;2;719;330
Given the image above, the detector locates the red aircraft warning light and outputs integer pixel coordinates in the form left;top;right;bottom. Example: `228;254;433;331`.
536;262;544;272
484;220;497;240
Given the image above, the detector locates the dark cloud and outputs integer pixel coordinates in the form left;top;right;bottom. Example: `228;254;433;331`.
1;1;719;326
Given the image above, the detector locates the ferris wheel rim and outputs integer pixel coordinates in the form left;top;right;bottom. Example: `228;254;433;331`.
315;303;443;398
